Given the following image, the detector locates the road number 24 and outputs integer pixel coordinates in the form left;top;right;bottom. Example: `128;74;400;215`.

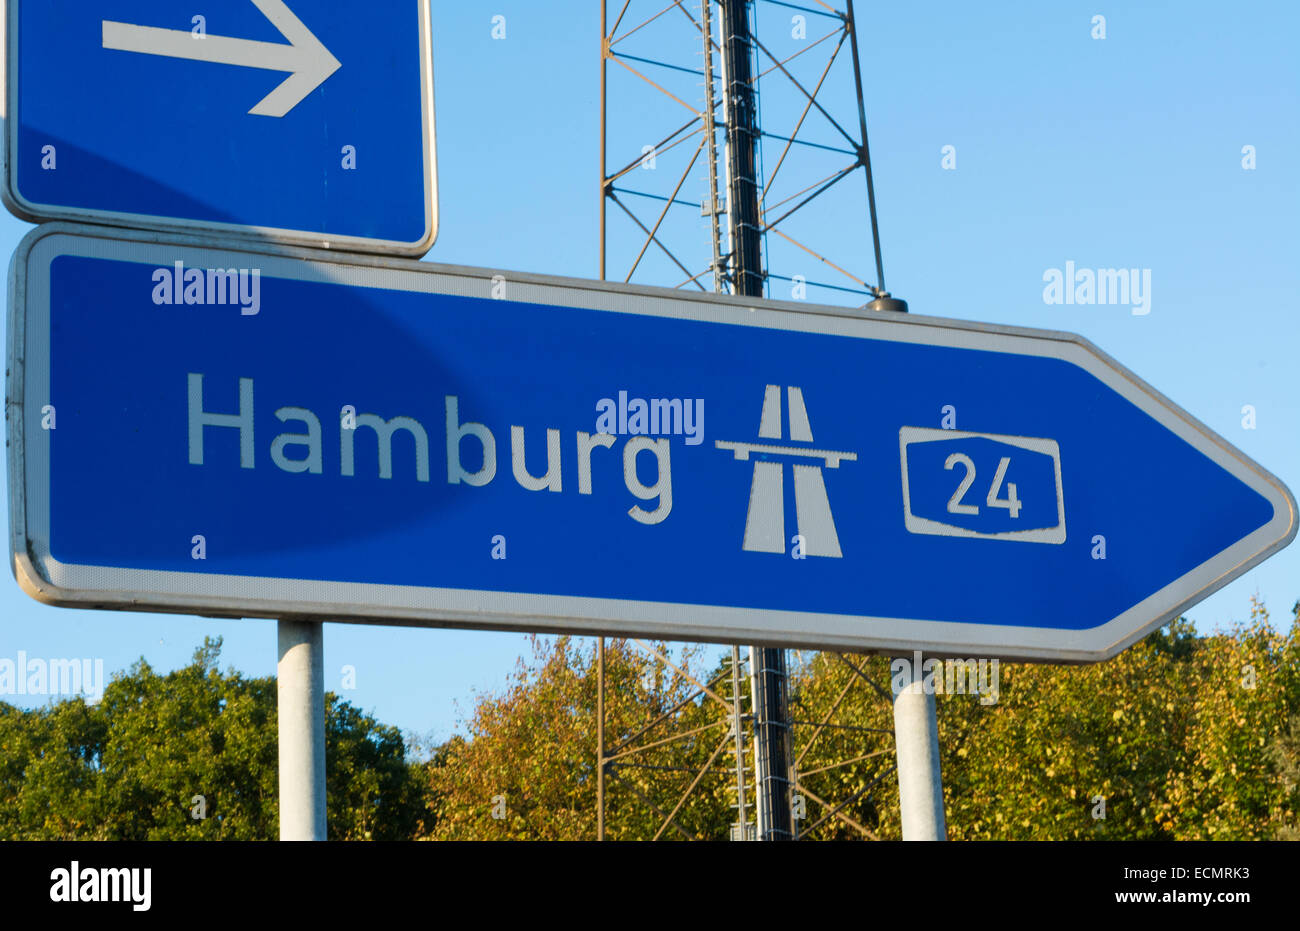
944;454;1021;518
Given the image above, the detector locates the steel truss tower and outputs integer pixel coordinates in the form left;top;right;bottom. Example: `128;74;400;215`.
597;0;904;841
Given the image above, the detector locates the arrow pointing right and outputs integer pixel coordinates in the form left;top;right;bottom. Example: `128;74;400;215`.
102;0;341;117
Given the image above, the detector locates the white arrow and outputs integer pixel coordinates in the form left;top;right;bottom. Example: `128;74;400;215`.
102;0;341;118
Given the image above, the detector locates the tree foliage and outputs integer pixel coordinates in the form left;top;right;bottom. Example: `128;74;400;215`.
0;637;426;839
425;636;734;840
4;600;1298;840
426;601;1300;841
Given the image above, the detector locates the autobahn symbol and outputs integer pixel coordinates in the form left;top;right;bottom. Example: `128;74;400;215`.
715;386;857;558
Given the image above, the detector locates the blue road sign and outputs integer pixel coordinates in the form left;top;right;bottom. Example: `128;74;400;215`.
2;0;437;254
9;226;1296;661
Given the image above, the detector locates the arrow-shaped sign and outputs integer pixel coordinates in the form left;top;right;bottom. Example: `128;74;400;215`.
101;0;341;117
11;227;1296;662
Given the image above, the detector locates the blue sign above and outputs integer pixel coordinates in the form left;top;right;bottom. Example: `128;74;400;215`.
3;0;437;254
9;227;1296;661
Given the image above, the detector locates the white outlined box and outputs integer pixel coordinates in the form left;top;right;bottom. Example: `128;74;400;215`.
899;427;1066;544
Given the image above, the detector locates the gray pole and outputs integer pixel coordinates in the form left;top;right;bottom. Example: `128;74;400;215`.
719;0;793;841
278;619;327;841
891;656;946;840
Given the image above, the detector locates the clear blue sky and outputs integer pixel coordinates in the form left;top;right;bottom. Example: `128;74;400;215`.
2;1;1297;747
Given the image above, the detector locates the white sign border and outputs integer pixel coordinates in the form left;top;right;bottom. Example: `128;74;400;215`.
8;224;1296;663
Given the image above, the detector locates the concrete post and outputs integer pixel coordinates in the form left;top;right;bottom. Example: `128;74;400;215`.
891;657;946;840
278;619;326;841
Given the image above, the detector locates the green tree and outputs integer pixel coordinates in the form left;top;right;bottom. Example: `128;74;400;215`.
0;637;427;840
426;601;1300;840
1271;713;1300;840
779;602;1300;841
7;599;1294;841
1165;600;1300;839
791;605;1300;840
785;651;897;840
425;635;732;840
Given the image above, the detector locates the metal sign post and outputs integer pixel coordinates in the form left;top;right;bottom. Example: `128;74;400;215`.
891;657;946;840
277;619;326;841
